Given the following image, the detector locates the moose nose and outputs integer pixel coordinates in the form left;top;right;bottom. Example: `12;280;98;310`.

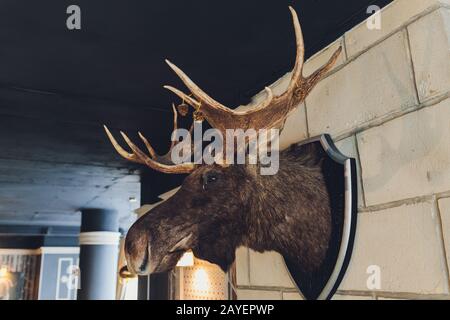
124;227;151;275
136;244;149;274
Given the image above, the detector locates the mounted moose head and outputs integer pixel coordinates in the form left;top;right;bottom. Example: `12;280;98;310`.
105;7;351;299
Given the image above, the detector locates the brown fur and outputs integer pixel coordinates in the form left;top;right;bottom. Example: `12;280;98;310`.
124;141;332;289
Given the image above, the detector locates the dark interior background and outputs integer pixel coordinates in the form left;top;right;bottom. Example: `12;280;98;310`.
0;0;392;246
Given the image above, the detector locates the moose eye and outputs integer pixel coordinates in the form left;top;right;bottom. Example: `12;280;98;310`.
202;173;219;190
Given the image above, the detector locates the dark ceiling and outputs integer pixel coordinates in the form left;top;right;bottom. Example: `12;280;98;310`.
0;0;392;242
1;0;391;108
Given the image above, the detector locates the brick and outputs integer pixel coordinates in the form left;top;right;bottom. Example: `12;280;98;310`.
437;197;450;272
408;8;450;102
335;136;365;208
235;246;250;286
236;289;282;300
340;203;449;294
248;250;296;288
345;0;450;58
279;104;308;150
307;31;417;138
357;99;450;205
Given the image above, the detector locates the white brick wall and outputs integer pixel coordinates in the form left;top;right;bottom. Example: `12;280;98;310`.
235;0;450;300
357;99;450;206
340;202;449;294
408;8;450;102
307;30;417;138
437;198;450;273
345;0;450;59
247;250;296;288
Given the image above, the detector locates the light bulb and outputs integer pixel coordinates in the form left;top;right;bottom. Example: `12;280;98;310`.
193;268;209;291
0;266;8;277
176;251;194;267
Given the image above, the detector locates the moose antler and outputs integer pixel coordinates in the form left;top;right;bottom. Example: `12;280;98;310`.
104;104;196;174
164;6;342;136
105;6;341;173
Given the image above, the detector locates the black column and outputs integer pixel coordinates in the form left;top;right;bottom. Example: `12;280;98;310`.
77;208;120;300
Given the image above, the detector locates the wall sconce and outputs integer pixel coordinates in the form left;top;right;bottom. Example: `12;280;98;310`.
176;251;194;267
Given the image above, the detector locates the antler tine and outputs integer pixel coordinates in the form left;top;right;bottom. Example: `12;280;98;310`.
287;6;305;94
104;125;144;164
120;131;153;162
284;8;342;101
104;125;196;174
120;131;196;174
165;60;230;112
138;131;157;159
302;46;342;96
164;86;200;110
136;103;195;168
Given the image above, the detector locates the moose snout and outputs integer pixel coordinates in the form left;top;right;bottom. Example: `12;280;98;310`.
124;227;151;275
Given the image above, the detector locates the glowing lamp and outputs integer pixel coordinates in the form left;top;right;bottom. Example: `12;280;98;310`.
193;268;209;291
176;251;194;267
0;266;8;278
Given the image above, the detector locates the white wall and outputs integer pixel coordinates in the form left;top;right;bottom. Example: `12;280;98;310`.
235;0;450;300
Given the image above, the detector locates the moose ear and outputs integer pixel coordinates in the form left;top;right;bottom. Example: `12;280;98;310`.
289;141;326;167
